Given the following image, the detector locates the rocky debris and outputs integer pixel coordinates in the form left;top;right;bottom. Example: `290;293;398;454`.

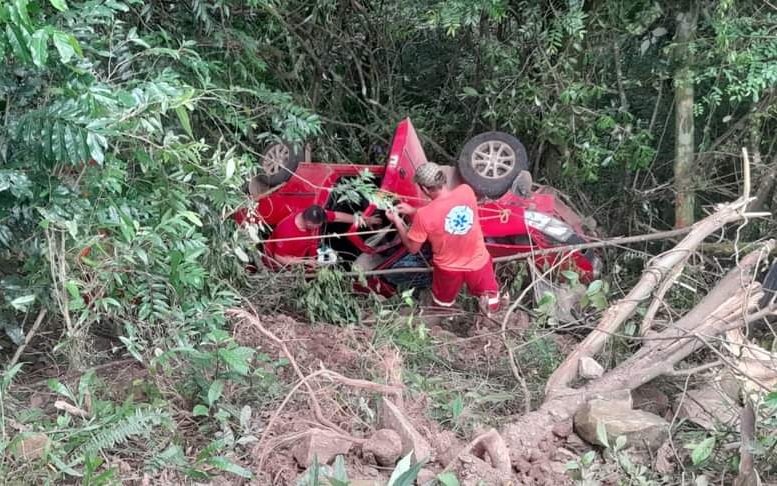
552;420;574;438
348;481;385;486
292;428;353;468
654;441;675;474
454;453;514;486
716;369;742;401
676;385;739;431
632;384;670;417
434;430;466;465
11;432;51;460
362;429;402;467
416;468;437;485
380;398;432;463
579;357;604;379
574;396;669;452
470;429;512;474
565;433;588;454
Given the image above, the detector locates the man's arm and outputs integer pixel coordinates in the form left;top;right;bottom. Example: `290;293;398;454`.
386;211;423;254
274;253;315;268
331;211;381;227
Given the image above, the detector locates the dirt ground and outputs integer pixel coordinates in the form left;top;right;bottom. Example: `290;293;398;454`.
230;310;579;485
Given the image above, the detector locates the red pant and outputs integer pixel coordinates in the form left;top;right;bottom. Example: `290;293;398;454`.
431;258;499;310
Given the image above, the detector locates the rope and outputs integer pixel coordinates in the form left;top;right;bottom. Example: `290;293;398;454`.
254;227;396;244
338;226;695;277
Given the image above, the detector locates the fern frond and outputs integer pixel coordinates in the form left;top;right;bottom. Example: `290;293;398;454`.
77;408;170;457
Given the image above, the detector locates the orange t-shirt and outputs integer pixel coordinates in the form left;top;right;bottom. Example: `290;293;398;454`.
407;184;490;271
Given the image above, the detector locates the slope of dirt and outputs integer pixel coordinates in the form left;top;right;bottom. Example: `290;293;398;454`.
229;311;579;485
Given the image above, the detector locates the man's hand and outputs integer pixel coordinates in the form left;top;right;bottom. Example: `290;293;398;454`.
385;210;403;226
395;202;416;216
354;214;382;228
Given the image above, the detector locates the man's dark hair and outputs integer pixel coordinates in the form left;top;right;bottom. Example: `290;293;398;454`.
302;205;326;225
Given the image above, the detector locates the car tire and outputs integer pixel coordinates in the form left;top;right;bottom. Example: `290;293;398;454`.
457;131;529;198
257;141;304;186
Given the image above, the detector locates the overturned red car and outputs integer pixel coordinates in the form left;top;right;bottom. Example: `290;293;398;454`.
236;119;601;295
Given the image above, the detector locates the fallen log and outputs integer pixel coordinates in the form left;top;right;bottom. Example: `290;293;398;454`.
501;241;775;459
544;199;757;394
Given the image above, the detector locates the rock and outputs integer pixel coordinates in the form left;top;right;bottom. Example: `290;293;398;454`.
380;398;432;462
717;369;741;402
632;384;670;417
514;456;532;473
552;420;573;438
348;481;385;486
574;399;669;452
11;432;50;460
579;357;604;379
676;386;739;432
292;428;353;468
654;441;675;474
456;453;514;486
565;433;588;453
588;389;633;410
434;430;465;465
362;429;402;466
470;429;511;474
416;468;437;485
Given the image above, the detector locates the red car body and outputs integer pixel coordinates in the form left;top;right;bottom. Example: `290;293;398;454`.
237;119;600;295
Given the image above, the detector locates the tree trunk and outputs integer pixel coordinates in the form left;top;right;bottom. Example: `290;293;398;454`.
673;10;698;228
503;241;773;458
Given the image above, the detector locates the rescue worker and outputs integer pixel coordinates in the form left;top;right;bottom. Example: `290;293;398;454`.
264;205;380;268
385;162;500;313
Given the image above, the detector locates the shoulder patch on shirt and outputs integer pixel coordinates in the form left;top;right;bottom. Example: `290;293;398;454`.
444;205;474;235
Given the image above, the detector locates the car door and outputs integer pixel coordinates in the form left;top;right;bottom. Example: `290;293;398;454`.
380;118;428;205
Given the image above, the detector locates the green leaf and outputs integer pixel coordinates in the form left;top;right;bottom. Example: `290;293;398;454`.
10;294;35;311
47;379;76;402
175;106;193;138
586;280;604;296
206;456;254;479
561;270;579;282
65;281;80;299
615;435;627;450
330;455;348;482
390;459;426;486
217;347;254;375
207;380;224;406
461;86;478;97
181;211;202;227
691;437;715;465
225;158;236;180
436;471;460;486
387;452;413;486
30;29;49;67
581;450;596;465
596;421;609;448
49;0;68;11
6;24;32;64
192;404;209;417
52;31;81;63
765;391;777;408
449;395;463;419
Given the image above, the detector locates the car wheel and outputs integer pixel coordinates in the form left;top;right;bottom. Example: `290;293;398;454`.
257;141;303;186
457;131;529;198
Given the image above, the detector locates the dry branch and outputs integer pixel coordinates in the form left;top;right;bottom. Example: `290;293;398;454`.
8;309;47;369
502;241;774;458
228;309;347;436
545;200;751;394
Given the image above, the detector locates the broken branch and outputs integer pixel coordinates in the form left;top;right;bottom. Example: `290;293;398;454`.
545;202;752;394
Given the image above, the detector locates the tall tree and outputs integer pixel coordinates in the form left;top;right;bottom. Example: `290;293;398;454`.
673;7;698;228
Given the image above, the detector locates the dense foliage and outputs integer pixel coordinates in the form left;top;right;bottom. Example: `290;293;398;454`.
1;0;775;482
